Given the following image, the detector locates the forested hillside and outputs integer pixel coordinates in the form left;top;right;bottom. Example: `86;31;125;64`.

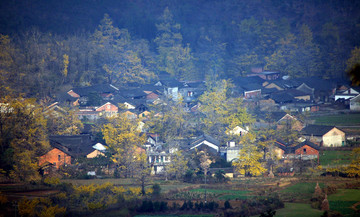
1;0;360;98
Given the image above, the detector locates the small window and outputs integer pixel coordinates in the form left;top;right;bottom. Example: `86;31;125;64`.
58;155;61;161
303;148;306;154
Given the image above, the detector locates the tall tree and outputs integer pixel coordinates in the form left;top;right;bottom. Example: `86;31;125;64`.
232;144;266;177
102;116;145;177
0;96;49;182
198;80;254;138
166;150;188;180
133;151;151;195
154;7;196;80
92;14;155;86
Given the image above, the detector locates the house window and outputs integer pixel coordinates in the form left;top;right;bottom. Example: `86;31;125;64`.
303;148;306;154
58;155;61;161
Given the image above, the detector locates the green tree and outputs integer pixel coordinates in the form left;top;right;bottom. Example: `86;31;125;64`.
154;7;196;80
102;116;145;177
232;144;266;177
346;47;360;86
93;14;155;85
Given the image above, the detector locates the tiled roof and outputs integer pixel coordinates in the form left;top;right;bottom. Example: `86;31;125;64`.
302;125;336;136
294;140;320;150
190;134;220;147
49;134;96;157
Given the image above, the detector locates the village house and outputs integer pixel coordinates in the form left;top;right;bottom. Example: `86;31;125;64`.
301;125;346;147
273;140;320;161
39;140;72;170
350;94;360;111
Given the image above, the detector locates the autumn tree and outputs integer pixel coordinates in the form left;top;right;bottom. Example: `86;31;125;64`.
133;151;151;195
147;98;191;143
199;80;254;138
45;108;83;135
102;115;145;177
232;143;266;177
345;147;360;177
0;96;49;182
166;150;188;180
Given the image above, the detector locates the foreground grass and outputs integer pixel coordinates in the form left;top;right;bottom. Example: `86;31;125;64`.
188;188;253;200
313;113;360;126
274;203;323;217
280;182;325;202
328;189;360;216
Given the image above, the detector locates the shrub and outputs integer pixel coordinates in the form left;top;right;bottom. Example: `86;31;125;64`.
224;200;231;209
152;184;161;197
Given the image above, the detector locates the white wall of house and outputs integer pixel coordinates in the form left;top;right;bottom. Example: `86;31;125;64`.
226;148;239;162
350;95;360;111
322;128;345;147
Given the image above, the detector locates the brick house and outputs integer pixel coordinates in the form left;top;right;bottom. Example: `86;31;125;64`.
39;141;72;169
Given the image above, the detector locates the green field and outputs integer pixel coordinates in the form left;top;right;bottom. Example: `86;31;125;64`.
319;150;353;166
328;189;360;216
281;182;325;194
135;215;213;217
274;203;323;217
190;188;253;200
313;113;360;126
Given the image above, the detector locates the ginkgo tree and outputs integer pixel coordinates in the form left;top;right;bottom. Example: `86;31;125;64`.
102;115;146;178
0;96;49;182
199;79;254;138
232;143;266;177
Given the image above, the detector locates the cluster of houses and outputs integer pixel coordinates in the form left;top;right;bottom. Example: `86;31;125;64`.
39;70;358;177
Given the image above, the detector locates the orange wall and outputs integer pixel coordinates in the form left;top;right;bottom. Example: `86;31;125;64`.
39;148;71;169
295;145;319;156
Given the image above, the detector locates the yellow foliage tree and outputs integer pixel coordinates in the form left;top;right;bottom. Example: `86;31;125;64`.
232;144;266;177
166;150;188;180
0;96;49;182
345;147;360;177
199;80;254;137
102;116;145;177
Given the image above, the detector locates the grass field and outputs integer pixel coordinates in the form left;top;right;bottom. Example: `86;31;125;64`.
319;150;353;166
190;188;253;200
328;189;360;216
313;113;360;126
135;215;213;217
274;203;323;217
279;182;325;202
280;182;325;194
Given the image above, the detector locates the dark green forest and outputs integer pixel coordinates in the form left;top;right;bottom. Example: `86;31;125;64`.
1;0;360;98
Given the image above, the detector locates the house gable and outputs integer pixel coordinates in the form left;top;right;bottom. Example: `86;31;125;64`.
95;102;118;113
190;140;219;152
322;127;345;147
189;134;220;153
86;150;105;158
39;147;71;169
